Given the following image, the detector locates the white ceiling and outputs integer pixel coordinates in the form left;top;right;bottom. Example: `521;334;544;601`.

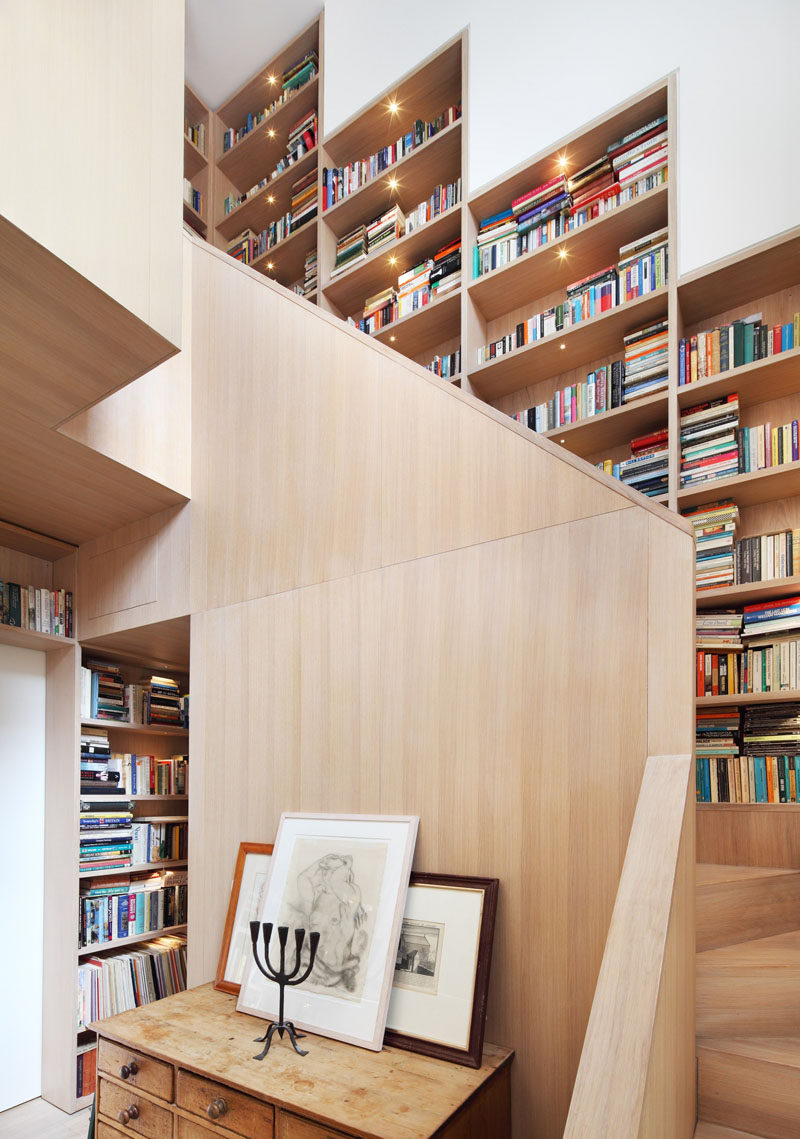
185;0;324;108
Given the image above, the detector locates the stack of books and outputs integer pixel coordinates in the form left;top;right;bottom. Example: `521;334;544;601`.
331;226;366;277
184;120;205;154
283;50;318;93
131;821;188;865
0;580;72;635
513;175;570;240
77;934;188;1028
617;426;669;498
609;115;668;187
367;206;405;256
405;179;462;234
474;209;517;275
290;168;318;234
360;287;396;334
182;179;202;217
679;394;739;487
287;110;317;164
618;228;668;301
622;319;669;401
79;871;188;946
696;610;743;696
429;237;461;298
80;728;122;795
682;500;739;590
304;248;317;294
81;662;128;722
146;676;183;727
226;229;259;265
742;594;800;640
679;312;799;385
321;103;461;209
738;417;800;472
566;265;618;322
426;348;461;379
696;708;740;802
397;262;431;318
735;528;800;584
741;702;800;800
79;795;133;873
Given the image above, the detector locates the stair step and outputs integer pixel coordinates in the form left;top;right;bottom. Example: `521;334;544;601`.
695;1123;774;1139
697;1036;800;1139
697;929;800;1036
697;863;800;951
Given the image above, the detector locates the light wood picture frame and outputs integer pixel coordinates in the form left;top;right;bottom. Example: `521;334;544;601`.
383;872;499;1067
214;841;274;995
236;813;419;1050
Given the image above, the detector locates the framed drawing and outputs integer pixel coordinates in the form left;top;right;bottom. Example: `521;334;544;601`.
237;813;419;1051
214;842;274;995
383;872;499;1067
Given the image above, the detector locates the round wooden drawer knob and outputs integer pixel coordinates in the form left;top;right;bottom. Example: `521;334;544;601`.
206;1097;228;1119
119;1060;139;1080
117;1105;140;1125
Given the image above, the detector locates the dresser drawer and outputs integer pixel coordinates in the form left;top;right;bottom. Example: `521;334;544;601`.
177;1069;274;1137
98;1038;174;1102
98;1076;173;1139
277;1113;349;1139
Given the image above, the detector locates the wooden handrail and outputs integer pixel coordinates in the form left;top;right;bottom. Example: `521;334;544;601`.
563;753;695;1139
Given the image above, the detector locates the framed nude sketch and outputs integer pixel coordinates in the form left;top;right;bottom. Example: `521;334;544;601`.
383;873;499;1067
236;813;419;1050
214;842;274;995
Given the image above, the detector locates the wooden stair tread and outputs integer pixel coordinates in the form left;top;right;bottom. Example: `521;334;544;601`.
697;863;799;886
698;928;800;965
698;1036;800;1067
695;1123;772;1139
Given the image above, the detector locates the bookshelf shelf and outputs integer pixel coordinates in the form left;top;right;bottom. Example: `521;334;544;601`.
323;203;462;316
676;347;800;412
543;391;668;460
80;793;188;803
0;624;76;653
183;134;207;181
77;923;188;958
322;120;462;238
696;576;800;610
81;718;188;738
371;288;461;357
696;691;800;707
134;815;188;823
678;459;800;511
696;802;800;812
215;146;317;243
183;200;207;237
250;217;317;286
79;858;188;880
468;287;668;402
468;185;669;323
216;75;320;191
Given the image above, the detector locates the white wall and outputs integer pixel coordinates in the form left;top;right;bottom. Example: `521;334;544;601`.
323;0;800;275
0;645;46;1112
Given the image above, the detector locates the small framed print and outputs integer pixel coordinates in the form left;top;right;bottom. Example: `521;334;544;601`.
237;813;419;1051
214;842;274;995
383;873;499;1068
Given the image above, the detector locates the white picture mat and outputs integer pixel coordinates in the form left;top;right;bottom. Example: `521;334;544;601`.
237;814;417;1049
224;851;272;986
387;884;484;1048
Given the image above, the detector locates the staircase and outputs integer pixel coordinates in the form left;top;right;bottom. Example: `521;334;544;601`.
695;864;800;1139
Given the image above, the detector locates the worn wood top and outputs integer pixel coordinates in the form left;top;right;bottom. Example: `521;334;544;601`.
93;984;512;1139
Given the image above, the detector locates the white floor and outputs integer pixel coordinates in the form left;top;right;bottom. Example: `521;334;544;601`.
0;1098;91;1138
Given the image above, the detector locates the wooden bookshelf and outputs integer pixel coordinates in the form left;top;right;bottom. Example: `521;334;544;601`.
543;390;669;460
697;691;800;707
677;346;800;411
184;84;210;242
79;858;188;881
372;288;461;357
80;793;187;803
696;576;800;610
81;717;188;738
182;199;207;237
77;924;187;958
678;459;800;511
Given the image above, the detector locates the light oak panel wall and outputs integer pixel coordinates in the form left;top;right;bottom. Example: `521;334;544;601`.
0;1;183;347
697;807;800;869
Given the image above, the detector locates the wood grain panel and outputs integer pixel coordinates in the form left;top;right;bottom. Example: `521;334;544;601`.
176;1070;273;1136
647;513;695;757
697;929;800;1037
697;1037;800;1139
98;1040;173;1103
697;864;800;950
696;805;800;868
87;537;158;619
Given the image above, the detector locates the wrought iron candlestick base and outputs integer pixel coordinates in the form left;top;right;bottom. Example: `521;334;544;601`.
249;922;320;1059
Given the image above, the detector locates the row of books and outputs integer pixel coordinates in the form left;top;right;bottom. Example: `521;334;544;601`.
739;419;800;472
473;113;667;277
696;702;800;802
680;395;738;487
80;665;187;727
76;1043;96;1099
697;753;800;803
81;748;188;799
79;875;188;946
304;248;317;294
684;500;739;590
475;233;667;366
183;178;203;217
678;312;799;385
131;820;188;864
354;238;461;334
76;934;187;1030
220;50;318;153
225;173;319;270
321;103;461;211
221;111;317;217
426;348;461;379
184;120;206;156
79;796;132;872
735;529;800;585
0;581;72;637
697;636;800;697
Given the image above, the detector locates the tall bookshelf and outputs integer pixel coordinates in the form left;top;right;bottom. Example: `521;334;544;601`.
317;31;467;377
183;84;210;239
209;15;323;297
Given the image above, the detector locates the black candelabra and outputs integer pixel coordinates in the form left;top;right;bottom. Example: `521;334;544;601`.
249;922;320;1059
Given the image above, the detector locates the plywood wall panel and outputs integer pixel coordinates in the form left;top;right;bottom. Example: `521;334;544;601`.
647;513;695;757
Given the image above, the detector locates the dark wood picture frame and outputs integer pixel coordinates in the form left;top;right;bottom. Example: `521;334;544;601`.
383;872;499;1068
214;841;274;995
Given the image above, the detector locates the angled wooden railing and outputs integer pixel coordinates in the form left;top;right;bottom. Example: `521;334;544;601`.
563;753;695;1139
